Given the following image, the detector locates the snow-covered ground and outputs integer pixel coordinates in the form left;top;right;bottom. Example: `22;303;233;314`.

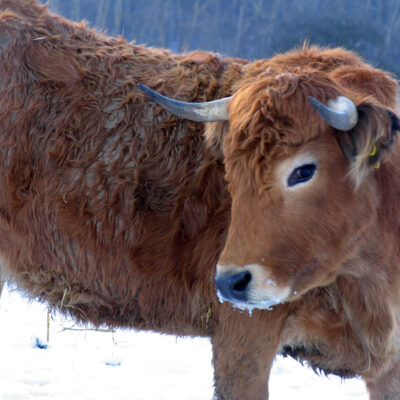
0;285;368;400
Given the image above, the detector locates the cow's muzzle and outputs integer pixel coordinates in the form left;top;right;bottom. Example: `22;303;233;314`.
215;263;292;311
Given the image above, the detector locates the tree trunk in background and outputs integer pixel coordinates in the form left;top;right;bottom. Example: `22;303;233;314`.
70;0;81;24
113;0;124;36
96;0;110;32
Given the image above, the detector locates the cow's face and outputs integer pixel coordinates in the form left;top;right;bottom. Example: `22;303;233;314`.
214;73;398;312
216;129;372;311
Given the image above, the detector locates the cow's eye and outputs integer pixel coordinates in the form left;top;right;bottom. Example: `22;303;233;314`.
287;164;316;187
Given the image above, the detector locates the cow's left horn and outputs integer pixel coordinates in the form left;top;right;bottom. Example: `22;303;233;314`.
309;96;358;131
137;83;230;122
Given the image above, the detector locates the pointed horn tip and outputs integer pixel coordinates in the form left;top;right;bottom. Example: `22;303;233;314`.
308;95;358;131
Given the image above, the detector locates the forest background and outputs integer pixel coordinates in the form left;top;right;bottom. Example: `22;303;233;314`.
47;0;400;78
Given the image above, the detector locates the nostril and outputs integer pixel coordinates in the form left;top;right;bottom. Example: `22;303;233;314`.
232;271;252;293
215;270;252;302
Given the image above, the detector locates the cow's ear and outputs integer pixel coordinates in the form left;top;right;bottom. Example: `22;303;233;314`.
337;103;400;186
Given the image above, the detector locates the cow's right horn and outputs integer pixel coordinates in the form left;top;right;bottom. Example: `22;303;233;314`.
309;96;358;131
137;83;230;122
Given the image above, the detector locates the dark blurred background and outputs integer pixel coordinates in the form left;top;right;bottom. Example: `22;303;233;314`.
47;0;400;78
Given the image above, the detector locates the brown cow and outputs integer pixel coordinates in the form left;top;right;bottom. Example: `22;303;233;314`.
139;39;400;400
1;1;399;399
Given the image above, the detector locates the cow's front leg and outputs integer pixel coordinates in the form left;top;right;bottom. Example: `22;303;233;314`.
211;305;284;400
365;357;400;400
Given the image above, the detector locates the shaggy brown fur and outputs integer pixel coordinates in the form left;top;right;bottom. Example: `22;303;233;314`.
0;0;238;336
1;1;399;399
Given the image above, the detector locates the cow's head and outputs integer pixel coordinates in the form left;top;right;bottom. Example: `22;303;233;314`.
138;63;400;313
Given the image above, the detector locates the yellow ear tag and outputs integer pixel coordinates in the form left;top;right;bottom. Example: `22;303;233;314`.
369;144;377;156
369;144;380;168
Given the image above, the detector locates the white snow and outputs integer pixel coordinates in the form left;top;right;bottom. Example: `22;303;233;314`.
0;285;368;399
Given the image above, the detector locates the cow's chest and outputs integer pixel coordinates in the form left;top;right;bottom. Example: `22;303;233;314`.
280;342;356;378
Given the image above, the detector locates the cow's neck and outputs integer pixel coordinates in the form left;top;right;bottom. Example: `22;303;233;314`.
335;152;400;364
